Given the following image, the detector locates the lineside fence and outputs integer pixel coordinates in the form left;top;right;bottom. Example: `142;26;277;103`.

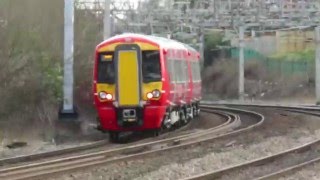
202;27;319;102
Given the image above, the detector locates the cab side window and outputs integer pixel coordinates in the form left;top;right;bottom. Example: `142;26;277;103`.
98;52;115;84
142;50;162;83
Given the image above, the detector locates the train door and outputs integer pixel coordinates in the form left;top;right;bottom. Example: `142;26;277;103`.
114;44;142;107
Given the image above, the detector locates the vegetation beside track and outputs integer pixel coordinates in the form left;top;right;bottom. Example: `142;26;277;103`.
0;0;102;143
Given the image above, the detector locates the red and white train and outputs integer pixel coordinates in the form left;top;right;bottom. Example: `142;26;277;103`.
93;33;202;142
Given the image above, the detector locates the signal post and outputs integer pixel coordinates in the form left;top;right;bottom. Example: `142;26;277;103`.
316;27;320;105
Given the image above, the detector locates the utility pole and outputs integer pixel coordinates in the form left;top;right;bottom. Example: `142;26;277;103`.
280;0;284;18
316;27;320;104
104;0;111;40
239;26;245;101
199;27;205;69
228;0;232;12
213;0;218;20
59;0;77;118
257;0;261;22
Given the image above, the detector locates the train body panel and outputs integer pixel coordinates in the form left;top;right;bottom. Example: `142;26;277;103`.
93;33;202;136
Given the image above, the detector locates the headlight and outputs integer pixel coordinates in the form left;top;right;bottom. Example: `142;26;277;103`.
99;92;107;99
147;92;153;99
99;91;113;100
106;93;113;100
152;89;161;98
147;89;161;100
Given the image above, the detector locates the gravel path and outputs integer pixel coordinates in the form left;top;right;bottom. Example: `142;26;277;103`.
45;109;320;180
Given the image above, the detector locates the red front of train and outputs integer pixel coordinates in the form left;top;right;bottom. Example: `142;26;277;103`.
93;34;202;140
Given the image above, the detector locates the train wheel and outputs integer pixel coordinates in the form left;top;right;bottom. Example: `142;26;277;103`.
174;117;183;129
194;104;199;117
187;105;193;121
189;106;193;120
153;129;161;137
109;132;120;143
180;109;187;124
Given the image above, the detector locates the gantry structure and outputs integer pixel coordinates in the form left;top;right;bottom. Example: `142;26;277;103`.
78;0;320;30
77;0;320;47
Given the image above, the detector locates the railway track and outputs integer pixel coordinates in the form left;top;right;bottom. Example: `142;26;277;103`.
0;105;264;180
202;101;320;112
0;140;110;166
182;103;320;180
183;138;320;180
0;107;216;167
0;108;228;167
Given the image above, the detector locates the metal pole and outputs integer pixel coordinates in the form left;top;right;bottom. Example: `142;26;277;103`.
61;0;75;115
228;0;232;11
316;27;320;104
239;26;245;101
104;0;111;40
199;29;205;69
280;0;284;18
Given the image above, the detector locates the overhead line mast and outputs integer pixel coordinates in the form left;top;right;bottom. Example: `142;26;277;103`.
104;0;111;39
59;0;77;119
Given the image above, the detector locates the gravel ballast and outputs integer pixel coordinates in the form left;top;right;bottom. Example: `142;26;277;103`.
0;112;224;160
45;109;320;180
278;162;320;180
134;130;320;180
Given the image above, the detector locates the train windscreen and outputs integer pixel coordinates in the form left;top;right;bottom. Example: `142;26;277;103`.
97;52;115;84
142;50;162;83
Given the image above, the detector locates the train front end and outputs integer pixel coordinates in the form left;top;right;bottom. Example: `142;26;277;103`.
93;35;167;141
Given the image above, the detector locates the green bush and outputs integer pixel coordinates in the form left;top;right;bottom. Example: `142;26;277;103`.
0;0;63;122
270;48;315;62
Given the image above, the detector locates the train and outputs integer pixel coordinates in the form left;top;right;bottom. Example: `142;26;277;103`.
93;33;202;142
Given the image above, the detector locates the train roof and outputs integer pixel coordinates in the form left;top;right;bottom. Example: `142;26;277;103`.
97;33;198;53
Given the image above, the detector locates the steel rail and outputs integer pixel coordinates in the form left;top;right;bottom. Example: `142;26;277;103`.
0;140;109;166
201;101;320;111
0;108;227;167
0;108;235;176
0;106;264;180
183;105;320;180
254;157;320;180
253;109;320;180
183;138;320;180
0;108;231;167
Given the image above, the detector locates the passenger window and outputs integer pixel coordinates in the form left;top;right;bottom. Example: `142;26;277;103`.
195;62;201;81
181;60;185;82
184;61;189;82
165;57;171;82
167;57;175;83
176;60;182;82
192;61;200;81
191;62;195;81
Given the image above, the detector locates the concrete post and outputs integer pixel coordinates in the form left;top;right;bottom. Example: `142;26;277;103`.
104;0;111;40
239;26;245;101
316;27;320;104
60;0;77;118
